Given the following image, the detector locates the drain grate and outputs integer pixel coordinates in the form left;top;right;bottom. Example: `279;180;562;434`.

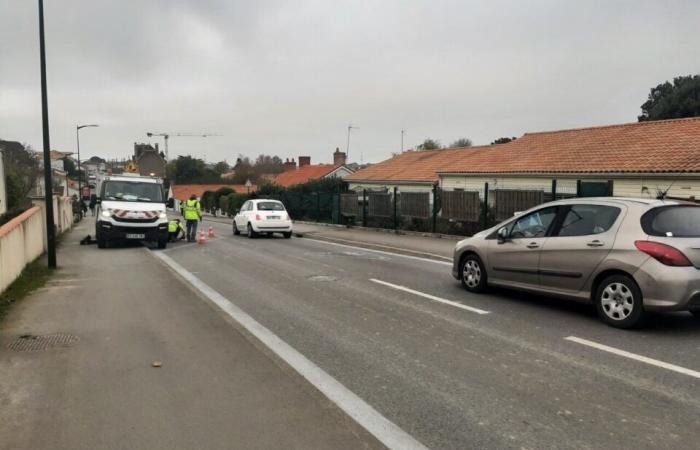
8;333;79;352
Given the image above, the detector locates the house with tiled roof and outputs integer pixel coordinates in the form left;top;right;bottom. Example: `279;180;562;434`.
271;149;354;187
347;117;700;200
439;117;700;200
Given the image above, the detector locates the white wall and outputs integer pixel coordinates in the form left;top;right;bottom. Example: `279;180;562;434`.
348;182;433;193
0;154;6;215
440;174;700;200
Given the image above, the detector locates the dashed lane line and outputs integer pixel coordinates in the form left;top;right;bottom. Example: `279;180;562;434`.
370;278;490;315
565;336;700;380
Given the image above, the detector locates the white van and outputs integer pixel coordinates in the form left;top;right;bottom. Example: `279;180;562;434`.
94;174;172;248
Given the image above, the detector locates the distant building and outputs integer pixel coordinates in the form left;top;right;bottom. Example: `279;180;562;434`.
134;143;166;177
271;148;354;187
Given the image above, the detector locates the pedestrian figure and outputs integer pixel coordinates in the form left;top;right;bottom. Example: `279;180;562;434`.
168;218;186;242
182;194;202;242
89;194;97;216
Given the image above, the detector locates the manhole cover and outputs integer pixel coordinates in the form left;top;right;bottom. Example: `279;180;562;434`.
8;333;79;352
307;275;337;282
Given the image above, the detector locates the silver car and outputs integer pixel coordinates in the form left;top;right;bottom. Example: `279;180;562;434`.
452;198;700;328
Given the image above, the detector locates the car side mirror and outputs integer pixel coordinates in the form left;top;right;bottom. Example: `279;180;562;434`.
497;227;509;243
166;198;174;208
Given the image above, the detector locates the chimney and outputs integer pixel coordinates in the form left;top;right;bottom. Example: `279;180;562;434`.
333;147;347;166
283;158;297;172
299;156;311;167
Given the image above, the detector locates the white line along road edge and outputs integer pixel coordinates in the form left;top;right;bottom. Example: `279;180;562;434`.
565;336;700;380
303;237;452;266
370;279;490;315
154;252;428;450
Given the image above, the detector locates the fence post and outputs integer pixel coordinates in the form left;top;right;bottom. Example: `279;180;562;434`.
607;179;614;196
482;182;489;230
432;184;438;234
336;185;341;224
393;186;398;232
551;179;557;200
362;189;367;227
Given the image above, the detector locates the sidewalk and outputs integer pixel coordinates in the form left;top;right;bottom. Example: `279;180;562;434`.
203;214;458;261
0;220;382;450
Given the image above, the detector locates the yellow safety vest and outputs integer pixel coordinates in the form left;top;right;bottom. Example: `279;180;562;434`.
168;221;181;233
183;199;201;221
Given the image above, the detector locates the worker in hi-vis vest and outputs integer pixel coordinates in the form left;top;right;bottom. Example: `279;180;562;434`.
168;218;186;242
182;194;202;242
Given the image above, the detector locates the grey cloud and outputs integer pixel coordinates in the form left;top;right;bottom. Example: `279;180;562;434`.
1;0;699;163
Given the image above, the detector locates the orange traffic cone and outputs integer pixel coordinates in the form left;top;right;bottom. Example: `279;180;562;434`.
197;230;207;245
208;226;215;238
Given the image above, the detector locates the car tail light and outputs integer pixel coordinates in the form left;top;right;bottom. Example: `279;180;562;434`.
634;241;692;267
255;214;262;221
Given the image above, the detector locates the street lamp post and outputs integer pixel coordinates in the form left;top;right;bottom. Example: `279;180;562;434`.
76;124;98;202
38;0;56;268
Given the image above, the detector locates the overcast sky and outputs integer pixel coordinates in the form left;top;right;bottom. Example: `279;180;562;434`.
1;0;699;164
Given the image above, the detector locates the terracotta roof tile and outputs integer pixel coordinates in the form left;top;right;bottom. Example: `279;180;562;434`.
347;117;700;183
171;184;256;200
272;164;343;187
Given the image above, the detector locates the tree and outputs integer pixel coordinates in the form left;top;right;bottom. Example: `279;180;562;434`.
491;137;516;145
254;154;284;175
227;156;256;184
450;138;472;148
166;155;220;184
212;161;230;175
0;140;39;208
416;138;442;151
638;75;700;121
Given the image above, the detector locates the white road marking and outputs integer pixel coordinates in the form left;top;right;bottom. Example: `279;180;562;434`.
303;237;453;266
370;279;490;315
565;336;700;380
153;252;428;450
306;235;452;261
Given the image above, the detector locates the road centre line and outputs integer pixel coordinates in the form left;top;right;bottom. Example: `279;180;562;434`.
153;251;428;450
565;336;700;380
370;279;490;315
302;237;453;266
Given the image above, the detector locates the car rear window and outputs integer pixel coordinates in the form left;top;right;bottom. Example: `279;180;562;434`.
257;201;285;211
641;205;700;237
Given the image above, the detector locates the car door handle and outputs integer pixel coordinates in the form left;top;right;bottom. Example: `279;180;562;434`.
526;242;539;249
587;240;605;247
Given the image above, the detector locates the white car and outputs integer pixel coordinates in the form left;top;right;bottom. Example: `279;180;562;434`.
233;199;293;238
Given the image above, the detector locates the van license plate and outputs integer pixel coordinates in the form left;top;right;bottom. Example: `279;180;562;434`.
126;233;145;239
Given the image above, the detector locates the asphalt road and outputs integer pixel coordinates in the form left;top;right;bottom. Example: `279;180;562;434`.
161;218;700;450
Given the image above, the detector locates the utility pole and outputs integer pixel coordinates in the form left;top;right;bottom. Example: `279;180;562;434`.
346;124;358;161
38;0;56;268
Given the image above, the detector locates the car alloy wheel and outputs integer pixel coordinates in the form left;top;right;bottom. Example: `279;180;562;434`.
600;282;634;321
460;255;487;293
463;260;482;289
595;274;645;329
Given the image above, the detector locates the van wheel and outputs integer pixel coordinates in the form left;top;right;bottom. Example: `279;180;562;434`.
690;310;700;320
233;222;240;235
157;238;167;249
459;254;487;293
96;229;107;249
595;274;645;329
247;223;257;238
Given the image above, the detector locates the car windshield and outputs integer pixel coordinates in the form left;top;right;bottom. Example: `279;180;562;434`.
642;205;700;237
257;201;285;211
102;181;163;203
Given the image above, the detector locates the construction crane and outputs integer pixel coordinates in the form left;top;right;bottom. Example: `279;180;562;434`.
146;132;222;160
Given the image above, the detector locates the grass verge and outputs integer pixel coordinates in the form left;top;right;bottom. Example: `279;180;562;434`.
0;258;54;323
